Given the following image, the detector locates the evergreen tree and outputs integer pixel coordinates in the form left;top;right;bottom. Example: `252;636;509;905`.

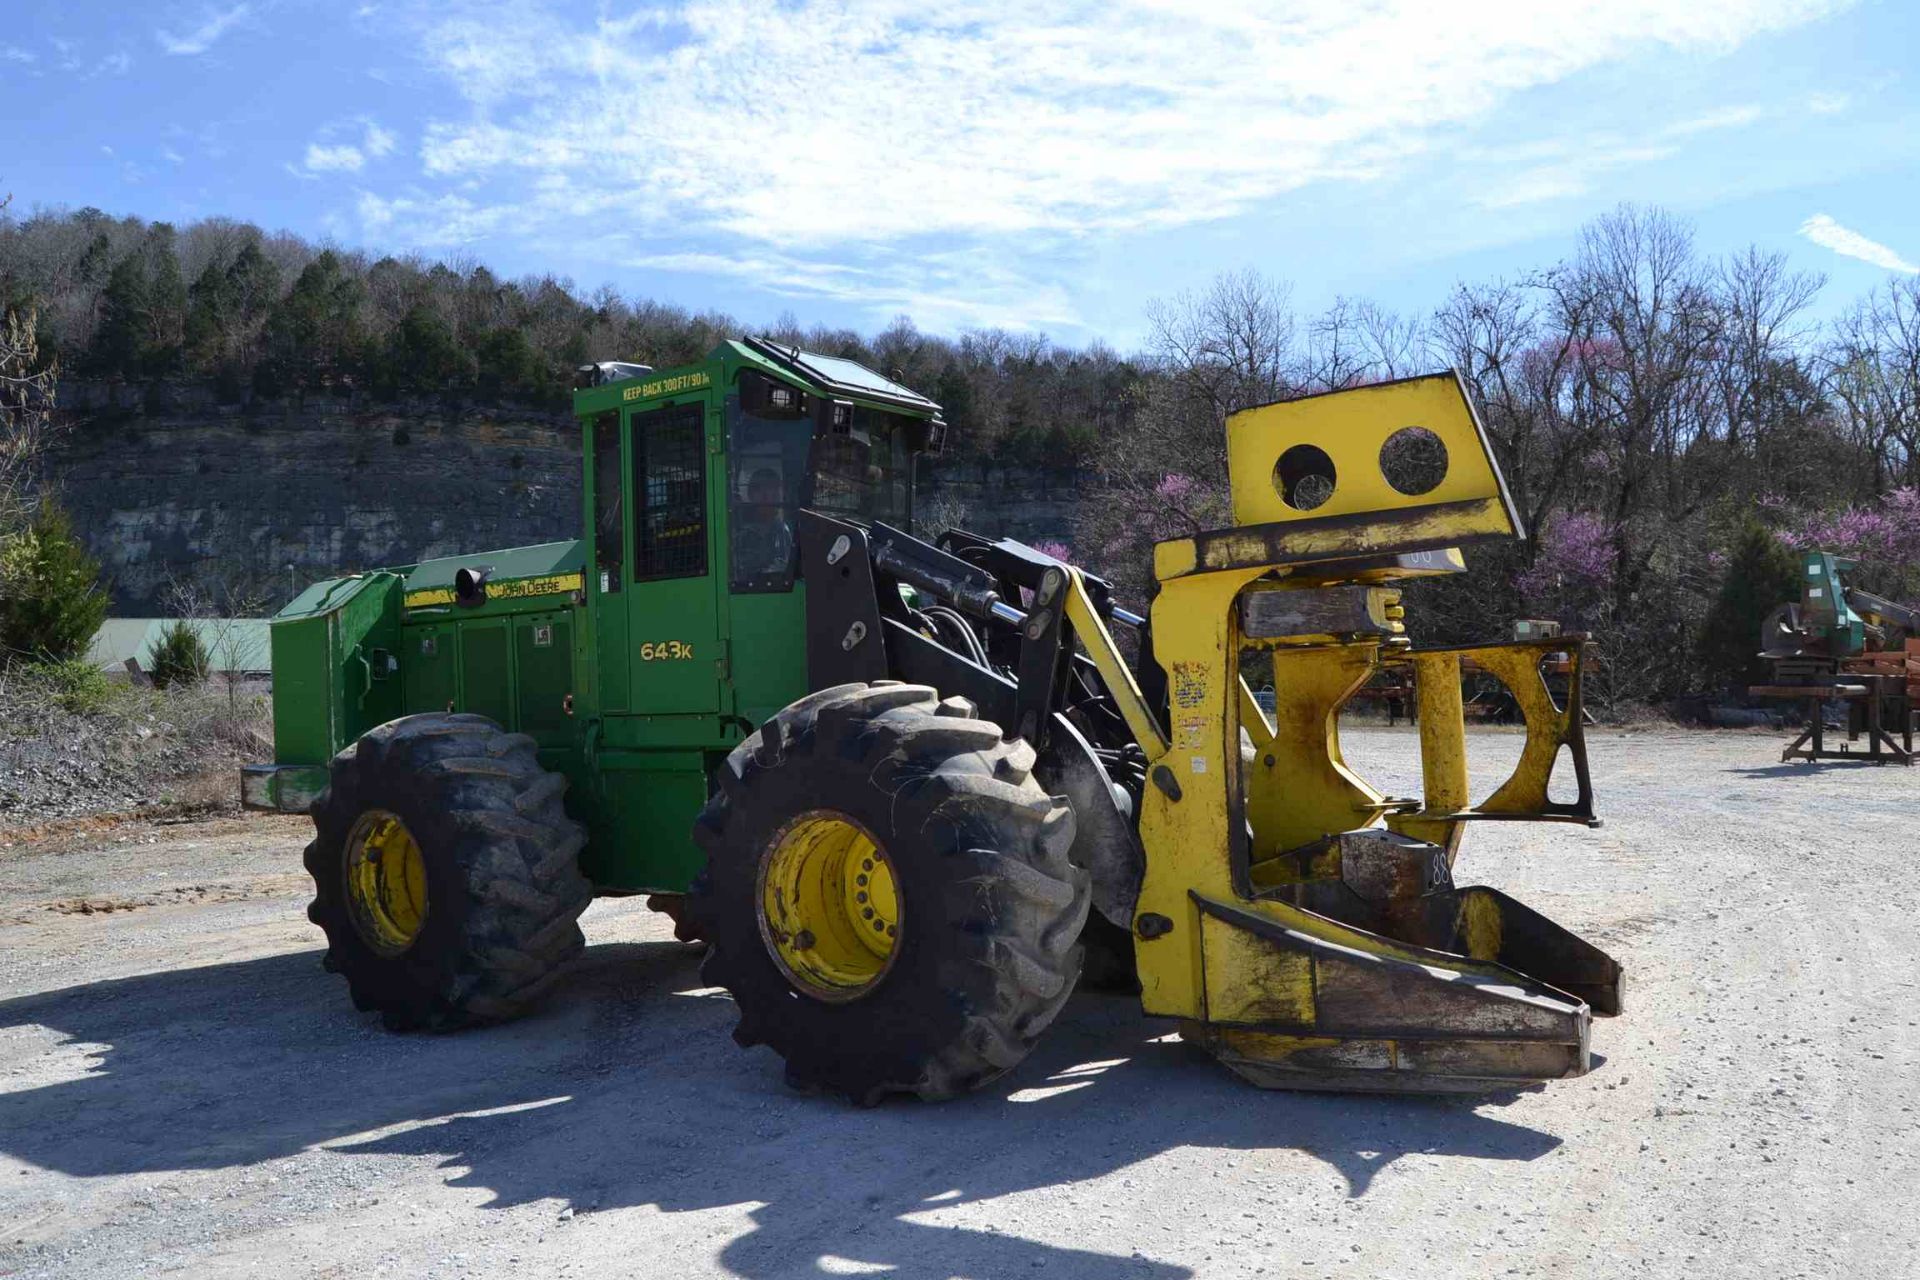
94;254;150;378
476;325;537;397
184;257;233;375
1699;519;1804;694
74;232;113;288
89;227;189;379
260;250;365;392
386;303;469;392
149;619;210;688
0;500;109;663
225;241;282;371
142;224;187;376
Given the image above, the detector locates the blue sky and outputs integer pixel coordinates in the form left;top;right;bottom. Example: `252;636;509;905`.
3;0;1918;347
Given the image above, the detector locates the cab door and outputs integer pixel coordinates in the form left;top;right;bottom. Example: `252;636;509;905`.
623;398;722;714
588;409;631;711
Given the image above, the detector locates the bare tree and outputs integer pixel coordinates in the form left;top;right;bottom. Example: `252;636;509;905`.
1823;276;1920;493
0;305;56;532
0;189;59;535
162;566;273;709
1303;296;1371;391
1713;247;1823;451
1144;268;1298;421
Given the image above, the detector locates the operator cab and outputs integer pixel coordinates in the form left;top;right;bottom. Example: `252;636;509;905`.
571;337;944;597
566;337;947;736
726;341;938;593
721;345;933;594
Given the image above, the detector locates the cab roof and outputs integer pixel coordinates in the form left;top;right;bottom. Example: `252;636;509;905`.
742;338;939;414
571;338;941;420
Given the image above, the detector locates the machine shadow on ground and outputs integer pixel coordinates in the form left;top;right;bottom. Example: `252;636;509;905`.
0;935;1564;1278
1730;760;1898;778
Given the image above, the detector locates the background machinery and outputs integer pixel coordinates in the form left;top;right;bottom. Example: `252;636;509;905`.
244;341;1622;1101
1752;550;1919;765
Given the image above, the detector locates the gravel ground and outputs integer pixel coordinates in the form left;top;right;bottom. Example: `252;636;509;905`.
0;680;270;827
0;727;1915;1279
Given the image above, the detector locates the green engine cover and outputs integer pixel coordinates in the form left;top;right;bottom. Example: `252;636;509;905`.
267;572;405;768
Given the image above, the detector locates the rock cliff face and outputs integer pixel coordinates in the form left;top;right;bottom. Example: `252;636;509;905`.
53;386;1093;613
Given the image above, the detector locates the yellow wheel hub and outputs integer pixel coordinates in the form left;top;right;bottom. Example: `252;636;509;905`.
758;810;900;1001
343;809;429;955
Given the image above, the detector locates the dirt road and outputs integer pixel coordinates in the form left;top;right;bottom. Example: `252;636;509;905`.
2;728;1915;1279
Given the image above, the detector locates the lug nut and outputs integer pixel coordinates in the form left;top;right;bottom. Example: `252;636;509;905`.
793;929;815;950
862;907;874;920
856;891;868;903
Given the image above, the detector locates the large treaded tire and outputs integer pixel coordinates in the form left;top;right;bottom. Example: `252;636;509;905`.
684;683;1091;1104
305;713;591;1031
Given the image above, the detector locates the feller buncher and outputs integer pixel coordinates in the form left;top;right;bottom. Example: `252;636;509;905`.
243;339;1623;1101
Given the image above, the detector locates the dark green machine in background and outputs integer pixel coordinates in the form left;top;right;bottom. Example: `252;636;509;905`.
243;338;943;895
1750;548;1920;765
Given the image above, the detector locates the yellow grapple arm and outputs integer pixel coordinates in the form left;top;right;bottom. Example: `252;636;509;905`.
1086;373;1619;1093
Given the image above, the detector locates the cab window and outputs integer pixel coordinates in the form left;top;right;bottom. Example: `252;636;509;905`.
631;401;707;581
810;407;913;530
728;398;810;592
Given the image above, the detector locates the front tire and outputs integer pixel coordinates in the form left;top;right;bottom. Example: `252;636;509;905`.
305;713;591;1031
685;683;1090;1104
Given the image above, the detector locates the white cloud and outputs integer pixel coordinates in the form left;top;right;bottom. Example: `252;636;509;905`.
1663;104;1764;136
305;143;366;173
1798;214;1919;273
1479;145;1676;210
362;122;397;158
1804;91;1849;115
97;51;133;75
162;146;186;165
397;0;1843;247
1473;105;1761;209
631;246;1079;330
157;4;251;56
356;189;511;242
339;0;1850;327
1;45;35;64
298;120;399;177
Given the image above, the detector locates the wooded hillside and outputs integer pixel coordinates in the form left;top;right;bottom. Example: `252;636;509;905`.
2;201;1916;706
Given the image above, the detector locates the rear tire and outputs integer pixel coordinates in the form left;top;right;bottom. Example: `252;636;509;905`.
305;713;590;1031
685;683;1090;1103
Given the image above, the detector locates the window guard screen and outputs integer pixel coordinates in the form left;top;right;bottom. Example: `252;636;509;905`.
631;402;708;581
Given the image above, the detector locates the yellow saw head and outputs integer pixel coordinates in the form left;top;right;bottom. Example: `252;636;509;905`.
1121;372;1621;1092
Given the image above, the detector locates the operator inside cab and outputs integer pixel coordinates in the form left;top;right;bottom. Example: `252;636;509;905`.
732;466;795;579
